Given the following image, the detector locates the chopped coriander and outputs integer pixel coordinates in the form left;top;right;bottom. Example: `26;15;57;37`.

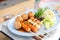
34;8;48;18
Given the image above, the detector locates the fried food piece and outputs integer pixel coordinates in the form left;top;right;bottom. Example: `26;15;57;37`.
14;21;21;29
27;22;38;32
34;24;40;30
18;28;26;32
30;17;35;20
21;14;28;20
36;21;42;25
15;16;23;22
28;19;41;30
28;12;34;18
21;22;31;32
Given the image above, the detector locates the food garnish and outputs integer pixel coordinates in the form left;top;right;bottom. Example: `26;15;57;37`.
41;9;56;29
34;8;46;18
34;8;56;30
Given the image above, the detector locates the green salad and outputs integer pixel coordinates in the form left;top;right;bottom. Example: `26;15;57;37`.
34;8;56;30
34;8;48;18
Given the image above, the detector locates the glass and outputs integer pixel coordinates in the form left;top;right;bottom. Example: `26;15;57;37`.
3;14;14;21
35;0;40;9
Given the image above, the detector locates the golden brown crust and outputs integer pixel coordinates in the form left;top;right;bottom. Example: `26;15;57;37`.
27;22;38;32
21;22;31;32
21;14;28;20
14;12;42;33
28;12;34;18
14;21;21;29
15;16;23;22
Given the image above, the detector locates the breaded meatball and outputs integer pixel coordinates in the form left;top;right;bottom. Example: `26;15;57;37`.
16;16;23;22
14;21;21;29
28;12;34;18
21;14;28;20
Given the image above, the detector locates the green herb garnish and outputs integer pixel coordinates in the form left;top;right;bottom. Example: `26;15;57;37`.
34;8;48;18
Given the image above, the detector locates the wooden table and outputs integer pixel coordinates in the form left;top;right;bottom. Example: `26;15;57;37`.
0;0;35;23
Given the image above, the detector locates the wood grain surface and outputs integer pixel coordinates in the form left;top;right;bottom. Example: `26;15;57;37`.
0;0;35;23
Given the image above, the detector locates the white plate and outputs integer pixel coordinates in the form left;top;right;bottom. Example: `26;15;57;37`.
7;9;59;36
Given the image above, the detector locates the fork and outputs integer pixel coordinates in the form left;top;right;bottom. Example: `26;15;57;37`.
31;31;47;40
2;23;48;40
32;33;47;40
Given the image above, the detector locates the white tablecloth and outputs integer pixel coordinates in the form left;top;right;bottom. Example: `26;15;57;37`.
0;19;60;40
46;22;60;40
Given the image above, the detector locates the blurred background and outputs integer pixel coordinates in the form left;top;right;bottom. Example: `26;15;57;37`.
0;0;60;40
0;0;60;23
